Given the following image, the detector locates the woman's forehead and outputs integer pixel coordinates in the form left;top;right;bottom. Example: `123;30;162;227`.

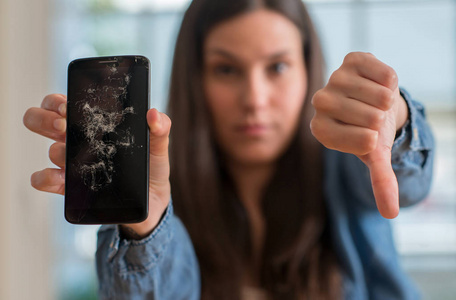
203;9;302;60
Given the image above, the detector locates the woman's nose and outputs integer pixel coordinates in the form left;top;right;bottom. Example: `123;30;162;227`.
241;70;269;111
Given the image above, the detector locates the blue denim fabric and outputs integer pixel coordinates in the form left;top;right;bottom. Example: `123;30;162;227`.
96;204;201;300
96;89;434;299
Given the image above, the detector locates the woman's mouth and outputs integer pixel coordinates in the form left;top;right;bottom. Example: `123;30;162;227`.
235;124;270;137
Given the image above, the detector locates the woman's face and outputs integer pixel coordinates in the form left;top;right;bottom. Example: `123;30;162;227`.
203;9;307;168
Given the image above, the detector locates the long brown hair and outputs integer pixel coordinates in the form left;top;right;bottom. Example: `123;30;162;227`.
167;0;341;299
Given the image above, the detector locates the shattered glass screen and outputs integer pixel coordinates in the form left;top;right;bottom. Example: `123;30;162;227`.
65;57;149;224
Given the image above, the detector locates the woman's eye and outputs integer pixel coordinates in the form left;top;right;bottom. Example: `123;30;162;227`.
214;65;238;76
269;62;288;74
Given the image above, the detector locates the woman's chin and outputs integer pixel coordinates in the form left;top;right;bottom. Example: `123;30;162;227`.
227;148;281;169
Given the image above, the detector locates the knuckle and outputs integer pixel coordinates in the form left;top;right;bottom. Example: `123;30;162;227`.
311;91;321;107
343;52;368;67
311;90;332;112
344;52;360;65
309;116;324;139
378;88;394;109
309;117;319;137
310;117;334;149
367;111;385;130
359;131;378;154
311;91;323;109
328;71;345;89
382;67;397;89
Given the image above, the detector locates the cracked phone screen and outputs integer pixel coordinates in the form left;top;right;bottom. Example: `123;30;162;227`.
65;56;149;224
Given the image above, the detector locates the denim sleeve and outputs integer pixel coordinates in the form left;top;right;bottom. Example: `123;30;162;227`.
96;200;201;300
330;88;435;209
392;89;435;206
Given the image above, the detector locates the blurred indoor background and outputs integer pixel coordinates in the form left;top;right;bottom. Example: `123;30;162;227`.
1;0;455;299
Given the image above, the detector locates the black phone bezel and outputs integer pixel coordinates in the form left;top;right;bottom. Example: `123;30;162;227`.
64;55;150;225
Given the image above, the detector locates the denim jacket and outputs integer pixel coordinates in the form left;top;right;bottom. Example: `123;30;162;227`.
96;89;434;300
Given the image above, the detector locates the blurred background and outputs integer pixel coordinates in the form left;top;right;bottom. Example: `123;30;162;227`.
1;0;455;299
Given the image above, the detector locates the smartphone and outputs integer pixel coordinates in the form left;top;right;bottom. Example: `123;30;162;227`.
65;56;150;224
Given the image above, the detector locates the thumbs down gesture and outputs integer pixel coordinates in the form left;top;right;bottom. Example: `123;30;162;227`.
310;52;409;219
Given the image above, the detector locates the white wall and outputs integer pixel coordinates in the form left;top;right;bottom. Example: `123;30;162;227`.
0;0;54;299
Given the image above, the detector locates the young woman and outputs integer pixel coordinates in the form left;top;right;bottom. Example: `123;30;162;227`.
23;0;434;299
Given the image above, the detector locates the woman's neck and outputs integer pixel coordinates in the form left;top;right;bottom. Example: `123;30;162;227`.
227;161;275;287
227;161;275;207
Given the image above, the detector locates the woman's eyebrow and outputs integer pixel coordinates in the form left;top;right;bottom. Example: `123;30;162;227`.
205;49;239;62
206;48;291;61
267;51;291;60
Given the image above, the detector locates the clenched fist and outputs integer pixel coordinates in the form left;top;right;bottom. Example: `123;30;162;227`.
310;52;409;219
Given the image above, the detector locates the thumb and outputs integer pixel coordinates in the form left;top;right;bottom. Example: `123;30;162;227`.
147;108;171;156
147;108;171;187
363;148;399;219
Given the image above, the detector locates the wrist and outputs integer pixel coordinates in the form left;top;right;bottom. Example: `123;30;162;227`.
395;89;409;131
120;205;168;239
119;224;149;240
120;190;171;240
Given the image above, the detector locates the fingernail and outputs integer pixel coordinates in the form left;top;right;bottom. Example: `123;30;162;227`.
60;169;65;180
58;103;66;116
53;118;66;132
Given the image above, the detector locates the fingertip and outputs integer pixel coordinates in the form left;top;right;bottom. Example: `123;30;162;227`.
147;107;157;116
23;107;40;130
376;187;400;219
147;109;171;137
368;155;399;219
30;170;42;189
146;108;157;120
380;205;399;219
49;142;66;168
23;108;32;128
147;108;162;134
58;103;67;117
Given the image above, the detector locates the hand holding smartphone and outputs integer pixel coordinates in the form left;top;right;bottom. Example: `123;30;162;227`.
65;56;150;224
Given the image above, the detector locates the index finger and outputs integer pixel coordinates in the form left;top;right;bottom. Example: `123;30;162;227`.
41;94;67;117
345;52;398;91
